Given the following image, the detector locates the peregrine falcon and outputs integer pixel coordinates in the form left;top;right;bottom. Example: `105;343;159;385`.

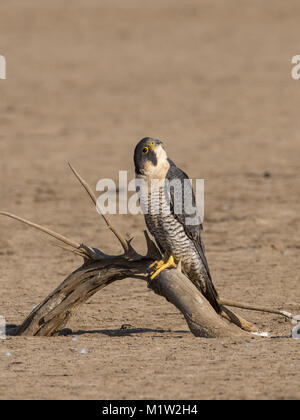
134;137;220;313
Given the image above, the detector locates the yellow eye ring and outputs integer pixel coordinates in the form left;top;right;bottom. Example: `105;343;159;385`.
142;146;149;154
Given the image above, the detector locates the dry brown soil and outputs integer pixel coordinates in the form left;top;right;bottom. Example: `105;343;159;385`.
0;0;299;400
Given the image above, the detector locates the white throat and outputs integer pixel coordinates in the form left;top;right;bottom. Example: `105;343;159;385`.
143;145;170;180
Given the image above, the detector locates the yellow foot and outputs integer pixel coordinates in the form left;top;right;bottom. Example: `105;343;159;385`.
149;259;165;269
150;255;177;280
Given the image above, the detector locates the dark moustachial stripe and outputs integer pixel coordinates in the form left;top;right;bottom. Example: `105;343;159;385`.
134;137;158;173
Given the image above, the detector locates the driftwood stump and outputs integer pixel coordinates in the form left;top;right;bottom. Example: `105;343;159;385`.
2;164;293;338
13;246;252;338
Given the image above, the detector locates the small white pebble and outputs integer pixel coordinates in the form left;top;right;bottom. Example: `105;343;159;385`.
71;337;78;341
32;305;38;310
292;315;300;325
5;352;11;357
78;348;88;354
291;324;300;339
252;331;269;337
280;311;292;319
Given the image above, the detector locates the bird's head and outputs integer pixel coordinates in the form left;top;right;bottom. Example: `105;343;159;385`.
134;137;169;178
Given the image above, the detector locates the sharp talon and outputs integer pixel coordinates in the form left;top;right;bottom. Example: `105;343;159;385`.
149;255;176;280
149;259;164;269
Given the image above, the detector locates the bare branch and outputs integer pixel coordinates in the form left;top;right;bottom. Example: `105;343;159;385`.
1;211;288;335
68;162;130;254
219;298;293;320
2;164;293;340
68;162;98;206
48;241;89;259
0;211;83;251
14;256;250;338
15;255;152;336
149;268;250;338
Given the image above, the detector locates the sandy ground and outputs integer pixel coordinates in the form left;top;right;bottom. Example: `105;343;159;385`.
0;0;300;400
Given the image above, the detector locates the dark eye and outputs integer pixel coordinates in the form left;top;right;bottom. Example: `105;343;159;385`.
142;146;149;154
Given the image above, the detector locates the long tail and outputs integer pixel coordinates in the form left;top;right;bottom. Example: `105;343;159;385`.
204;277;221;314
182;265;221;314
193;240;221;313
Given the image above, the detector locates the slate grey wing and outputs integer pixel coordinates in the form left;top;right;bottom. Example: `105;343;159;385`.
144;215;166;255
165;160;220;312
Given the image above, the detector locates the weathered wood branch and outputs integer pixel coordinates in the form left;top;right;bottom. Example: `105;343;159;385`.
150;269;251;338
2;163;291;338
0;209;256;337
14;250;250;338
15;254;150;336
68;162;137;257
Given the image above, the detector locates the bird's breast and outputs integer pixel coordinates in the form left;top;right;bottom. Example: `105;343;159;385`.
140;186;190;257
138;183;206;282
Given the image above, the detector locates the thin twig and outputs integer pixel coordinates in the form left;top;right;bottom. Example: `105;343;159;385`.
219;298;293;319
0;211;83;251
68;162;129;254
48;241;88;258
